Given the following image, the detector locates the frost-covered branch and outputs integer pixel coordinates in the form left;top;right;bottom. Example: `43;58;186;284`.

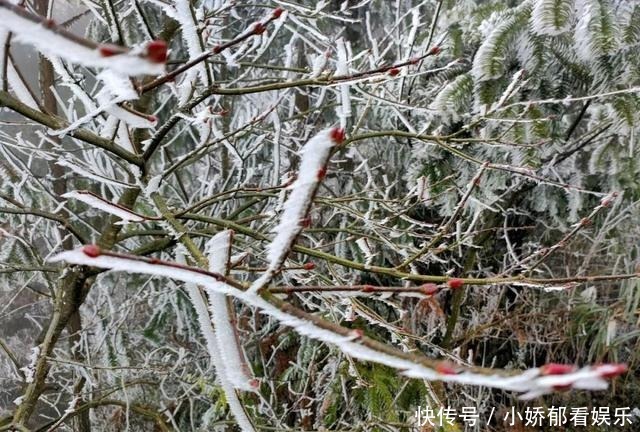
0;0;167;75
48;246;627;399
248;127;344;293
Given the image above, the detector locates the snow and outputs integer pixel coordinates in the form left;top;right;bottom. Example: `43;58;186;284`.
62;190;147;222
496;69;526;109
177;248;256;432
115;121;135;153
97;70;138;101
574;0;597;61
248;128;339;293
175;251;222;369
7;58;39;109
310;51;329;78
49;56;98;114
0;5;164;76
472;10;526;82
97;92;156;129
530;0;573;35
174;0;208;83
49;95;127;136
355;238;375;266
56;159;137;189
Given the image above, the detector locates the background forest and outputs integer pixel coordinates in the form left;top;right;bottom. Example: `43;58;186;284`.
0;0;639;430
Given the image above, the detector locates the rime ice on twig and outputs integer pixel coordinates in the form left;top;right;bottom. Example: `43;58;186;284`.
7;57;39;110
19;346;40;384
205;230;256;391
248;127;344;293
49;247;626;398
335;38;351;128
62;190;156;223
174;0;208;84
176;244;257;432
0;0;165;76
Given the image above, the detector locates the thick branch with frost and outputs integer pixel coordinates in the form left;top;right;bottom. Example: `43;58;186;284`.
48;246;627;399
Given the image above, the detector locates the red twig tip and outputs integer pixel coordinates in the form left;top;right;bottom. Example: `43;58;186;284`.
540;363;575;375
82;244;102;258
330;127;345;144
303;262;315;270
361;285;376;293
388;68;400;76
146;40;168;63
98;44;127;57
300;216;312;228
272;7;284;19
595;363;627;378
317;166;327;181
428;46;441;56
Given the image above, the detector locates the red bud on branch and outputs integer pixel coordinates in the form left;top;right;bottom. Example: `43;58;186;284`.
540;363;575;375
361;285;375;293
435;362;458;375
447;278;464;290
82;244;101;258
98;43;128;57
317;166;327;181
146;40;168;63
330;127;345;144
253;22;267;35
